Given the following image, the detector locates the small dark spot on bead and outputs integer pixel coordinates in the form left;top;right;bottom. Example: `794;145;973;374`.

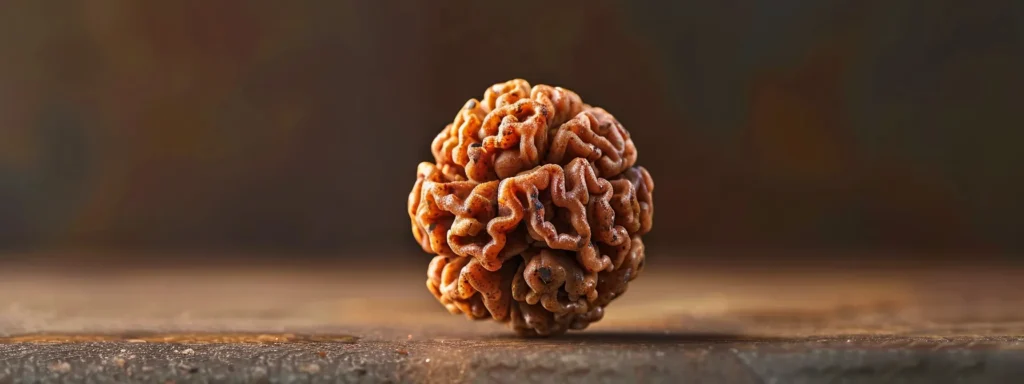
533;199;544;212
469;142;482;148
428;223;437;231
538;267;553;284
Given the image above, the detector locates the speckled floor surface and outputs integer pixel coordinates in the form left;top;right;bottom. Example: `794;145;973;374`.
1;251;1022;383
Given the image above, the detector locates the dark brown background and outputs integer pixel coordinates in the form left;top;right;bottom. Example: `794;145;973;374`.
2;0;1022;258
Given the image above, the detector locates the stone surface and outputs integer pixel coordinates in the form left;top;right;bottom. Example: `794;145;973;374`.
1;251;1023;383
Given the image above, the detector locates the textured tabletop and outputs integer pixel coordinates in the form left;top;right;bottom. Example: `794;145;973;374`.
1;251;1022;383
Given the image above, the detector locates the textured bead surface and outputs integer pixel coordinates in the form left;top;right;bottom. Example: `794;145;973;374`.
409;79;654;336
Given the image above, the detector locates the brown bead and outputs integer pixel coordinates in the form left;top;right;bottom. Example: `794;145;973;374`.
409;79;654;337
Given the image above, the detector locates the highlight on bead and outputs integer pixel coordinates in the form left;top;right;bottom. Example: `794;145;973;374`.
409;79;654;337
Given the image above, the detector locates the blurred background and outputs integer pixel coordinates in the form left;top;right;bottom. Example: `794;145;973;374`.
2;0;1022;261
